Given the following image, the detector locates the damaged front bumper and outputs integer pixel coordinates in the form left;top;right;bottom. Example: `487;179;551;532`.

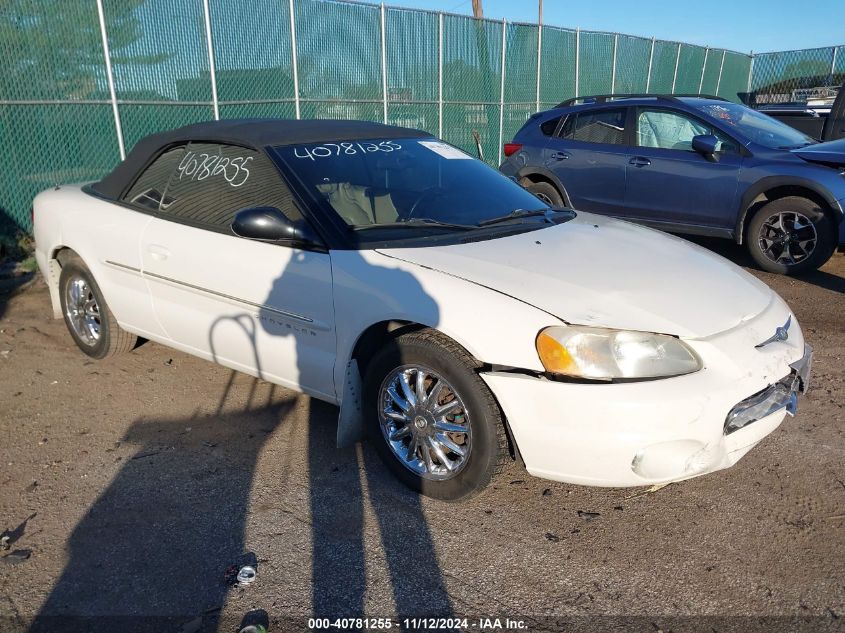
481;313;811;488
724;344;812;435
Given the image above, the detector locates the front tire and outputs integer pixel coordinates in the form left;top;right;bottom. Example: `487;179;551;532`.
363;329;508;501
747;196;834;275
59;256;137;359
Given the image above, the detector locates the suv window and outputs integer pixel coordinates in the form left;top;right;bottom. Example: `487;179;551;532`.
560;109;627;145
123;145;185;211
160;143;301;228
540;117;561;136
637;109;738;153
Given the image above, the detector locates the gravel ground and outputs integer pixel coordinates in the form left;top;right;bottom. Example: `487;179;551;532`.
0;244;843;633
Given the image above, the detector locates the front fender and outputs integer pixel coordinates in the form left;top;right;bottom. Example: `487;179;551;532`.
735;175;844;244
329;249;562;403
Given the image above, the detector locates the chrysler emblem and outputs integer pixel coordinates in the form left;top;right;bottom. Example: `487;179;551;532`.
755;316;791;348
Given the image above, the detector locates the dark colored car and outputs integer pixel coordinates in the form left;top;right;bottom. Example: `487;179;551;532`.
500;94;845;275
756;81;845;142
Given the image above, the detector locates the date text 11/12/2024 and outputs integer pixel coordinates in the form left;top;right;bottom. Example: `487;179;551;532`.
307;617;529;630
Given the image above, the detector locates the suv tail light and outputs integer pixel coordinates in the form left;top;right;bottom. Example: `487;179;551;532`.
503;143;522;157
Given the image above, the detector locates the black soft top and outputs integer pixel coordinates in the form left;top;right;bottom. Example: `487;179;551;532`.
92;118;431;200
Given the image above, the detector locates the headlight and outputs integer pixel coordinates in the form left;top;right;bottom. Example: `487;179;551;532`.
536;325;702;380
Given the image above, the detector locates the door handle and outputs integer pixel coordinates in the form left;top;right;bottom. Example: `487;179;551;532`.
629;156;651;167
551;151;570;160
147;244;170;261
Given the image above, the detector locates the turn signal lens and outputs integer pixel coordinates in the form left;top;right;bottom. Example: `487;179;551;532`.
536;331;577;375
536;326;702;380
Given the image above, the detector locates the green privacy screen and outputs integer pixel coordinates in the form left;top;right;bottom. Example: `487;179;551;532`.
614;36;650;94
539;26;576;108
577;31;614;97
751;46;843;103
6;0;834;237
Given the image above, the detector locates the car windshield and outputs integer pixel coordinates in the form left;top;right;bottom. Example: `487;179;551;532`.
275;138;558;230
695;102;817;149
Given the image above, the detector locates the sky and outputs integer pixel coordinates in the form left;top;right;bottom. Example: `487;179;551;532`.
357;0;844;54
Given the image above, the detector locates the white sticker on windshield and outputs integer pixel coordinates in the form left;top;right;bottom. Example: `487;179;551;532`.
418;140;471;159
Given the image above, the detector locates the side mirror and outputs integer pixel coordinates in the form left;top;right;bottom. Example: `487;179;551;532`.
692;134;719;157
231;206;321;245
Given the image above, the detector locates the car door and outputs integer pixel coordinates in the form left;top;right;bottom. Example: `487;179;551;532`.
542;107;630;212
96;146;191;340
623;107;743;230
139;142;337;401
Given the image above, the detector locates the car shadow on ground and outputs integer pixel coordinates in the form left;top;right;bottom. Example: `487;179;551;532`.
684;236;845;295
306;397;453;624
27;374;294;632
0;273;36;321
27;374;453;632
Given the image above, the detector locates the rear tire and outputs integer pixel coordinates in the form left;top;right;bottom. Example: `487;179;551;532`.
747;196;834;275
58;256;137;359
522;180;565;208
362;329;508;501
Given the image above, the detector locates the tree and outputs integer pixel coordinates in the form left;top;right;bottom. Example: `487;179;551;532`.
0;0;166;101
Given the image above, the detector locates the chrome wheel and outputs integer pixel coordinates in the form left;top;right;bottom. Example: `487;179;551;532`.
758;211;817;266
64;275;101;346
378;365;472;481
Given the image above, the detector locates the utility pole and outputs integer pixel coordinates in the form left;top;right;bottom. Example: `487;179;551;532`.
472;0;483;18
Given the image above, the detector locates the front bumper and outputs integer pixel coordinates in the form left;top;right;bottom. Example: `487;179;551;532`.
482;301;810;487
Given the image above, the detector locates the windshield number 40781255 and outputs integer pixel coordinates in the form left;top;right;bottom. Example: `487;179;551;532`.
293;140;402;160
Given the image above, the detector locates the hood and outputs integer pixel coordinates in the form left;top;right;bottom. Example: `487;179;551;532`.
377;213;773;339
791;138;845;167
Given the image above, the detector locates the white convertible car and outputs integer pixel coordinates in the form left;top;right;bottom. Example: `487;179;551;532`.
33;119;811;500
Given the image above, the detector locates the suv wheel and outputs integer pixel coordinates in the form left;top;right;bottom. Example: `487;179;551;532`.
747;196;834;275
363;329;508;501
522;180;564;208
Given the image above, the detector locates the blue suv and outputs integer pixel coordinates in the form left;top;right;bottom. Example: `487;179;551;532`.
500;94;845;275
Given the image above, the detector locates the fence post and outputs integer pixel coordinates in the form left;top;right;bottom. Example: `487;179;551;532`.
611;33;618;94
831;46;839;82
201;0;219;120
288;0;301;119
747;52;754;94
380;3;388;123
671;42;681;93
646;37;655;92
498;18;507;164
438;12;443;138
574;28;580;97
699;47;708;93
535;23;542;111
95;0;125;160
716;49;726;95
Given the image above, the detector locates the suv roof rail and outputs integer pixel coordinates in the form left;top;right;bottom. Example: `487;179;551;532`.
555;93;728;107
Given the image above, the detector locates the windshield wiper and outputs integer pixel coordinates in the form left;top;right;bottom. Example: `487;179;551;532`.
477;208;555;227
352;218;475;231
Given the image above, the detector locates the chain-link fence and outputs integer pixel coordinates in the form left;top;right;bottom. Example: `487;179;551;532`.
0;0;825;237
750;45;844;104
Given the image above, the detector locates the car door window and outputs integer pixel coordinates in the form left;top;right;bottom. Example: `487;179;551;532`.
637;109;738;153
122;145;186;211
559;109;627;145
161;142;301;229
540;116;561;136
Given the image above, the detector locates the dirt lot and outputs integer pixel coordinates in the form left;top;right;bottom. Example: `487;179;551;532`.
0;244;843;633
